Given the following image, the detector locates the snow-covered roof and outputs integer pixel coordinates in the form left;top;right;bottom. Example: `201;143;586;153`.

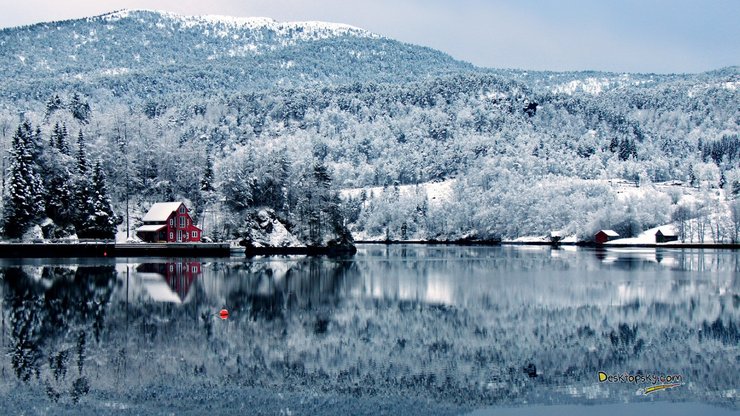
655;229;677;236
599;230;619;237
142;202;184;222
136;224;166;232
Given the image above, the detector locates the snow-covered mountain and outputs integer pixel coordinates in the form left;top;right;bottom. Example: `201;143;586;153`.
0;9;472;99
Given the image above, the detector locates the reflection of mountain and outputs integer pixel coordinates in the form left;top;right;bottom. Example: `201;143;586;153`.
1;248;738;412
135;261;202;304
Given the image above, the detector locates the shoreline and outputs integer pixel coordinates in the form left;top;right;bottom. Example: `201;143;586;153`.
0;240;736;259
355;240;740;249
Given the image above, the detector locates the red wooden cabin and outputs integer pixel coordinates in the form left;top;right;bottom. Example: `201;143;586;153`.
136;202;202;243
594;229;619;244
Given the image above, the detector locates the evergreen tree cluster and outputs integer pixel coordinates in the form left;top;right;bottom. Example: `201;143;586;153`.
2;121;118;239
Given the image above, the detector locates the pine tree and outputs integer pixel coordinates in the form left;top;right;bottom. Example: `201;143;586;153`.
200;152;215;193
89;162;117;239
2;123;45;238
44;165;75;227
688;163;697;188
51;122;70;156
76;130;87;175
76;162;117;239
45;94;64;118
69;93;91;124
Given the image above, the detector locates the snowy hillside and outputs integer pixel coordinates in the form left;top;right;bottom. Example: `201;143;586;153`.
0;10;737;243
0;9;471;99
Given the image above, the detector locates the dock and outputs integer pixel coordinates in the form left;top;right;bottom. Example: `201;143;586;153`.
0;242;231;258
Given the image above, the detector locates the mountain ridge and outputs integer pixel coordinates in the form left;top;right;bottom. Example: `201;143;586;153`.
0;9;473;100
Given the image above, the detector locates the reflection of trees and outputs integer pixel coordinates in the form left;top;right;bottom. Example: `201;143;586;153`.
222;257;359;321
1;251;738;409
1;265;116;401
7;289;44;382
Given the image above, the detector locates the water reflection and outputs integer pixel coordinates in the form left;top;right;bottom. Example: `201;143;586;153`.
0;246;737;411
135;261;202;303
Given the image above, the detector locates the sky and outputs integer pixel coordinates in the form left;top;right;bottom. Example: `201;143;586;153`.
0;0;737;74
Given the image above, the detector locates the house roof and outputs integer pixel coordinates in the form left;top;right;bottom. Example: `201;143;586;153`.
142;202;184;222
136;224;167;232
598;230;619;237
656;229;677;237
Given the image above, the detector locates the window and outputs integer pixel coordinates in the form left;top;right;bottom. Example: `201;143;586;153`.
179;206;186;214
192;266;197;273
169;218;173;226
169;232;174;240
192;231;198;238
179;217;185;227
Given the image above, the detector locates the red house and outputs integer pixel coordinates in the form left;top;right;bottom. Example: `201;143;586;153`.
136;202;202;243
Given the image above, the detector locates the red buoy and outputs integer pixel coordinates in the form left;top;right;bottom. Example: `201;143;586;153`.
219;309;229;320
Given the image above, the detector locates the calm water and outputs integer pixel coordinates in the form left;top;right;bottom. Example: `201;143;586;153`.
0;245;738;414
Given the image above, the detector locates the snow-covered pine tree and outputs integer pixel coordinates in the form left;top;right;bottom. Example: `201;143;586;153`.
2;122;45;238
87;161;117;239
44;94;64;119
51;122;70;156
44;165;75;227
76;130;87;175
73;132;93;236
75;162;117;239
70;93;91;124
200;151;215;193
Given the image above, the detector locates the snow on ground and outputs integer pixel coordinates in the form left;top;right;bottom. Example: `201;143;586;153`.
605;224;678;245
510;236;549;243
340;179;455;207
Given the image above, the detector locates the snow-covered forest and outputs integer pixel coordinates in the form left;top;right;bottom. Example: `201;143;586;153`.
0;10;738;242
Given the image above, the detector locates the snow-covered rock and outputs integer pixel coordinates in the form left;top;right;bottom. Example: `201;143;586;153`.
242;209;305;248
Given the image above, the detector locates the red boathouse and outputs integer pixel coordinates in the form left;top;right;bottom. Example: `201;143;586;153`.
594;229;619;244
136;202;202;243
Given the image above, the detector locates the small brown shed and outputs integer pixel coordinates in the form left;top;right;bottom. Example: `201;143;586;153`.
595;230;619;244
655;229;678;243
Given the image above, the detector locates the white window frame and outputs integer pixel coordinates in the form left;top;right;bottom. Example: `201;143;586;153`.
192;231;197;238
179;217;185;227
169;232;174;240
179;206;186;214
169;218;173;226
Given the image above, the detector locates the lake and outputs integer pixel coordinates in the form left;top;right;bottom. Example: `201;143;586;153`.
0;245;738;415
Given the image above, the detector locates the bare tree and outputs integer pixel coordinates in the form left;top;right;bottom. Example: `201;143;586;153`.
731;200;740;244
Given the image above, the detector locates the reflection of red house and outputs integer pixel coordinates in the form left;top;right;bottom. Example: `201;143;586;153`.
136;202;202;243
136;261;202;303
